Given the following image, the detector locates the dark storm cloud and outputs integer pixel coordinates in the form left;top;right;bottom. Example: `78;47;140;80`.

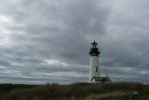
0;0;110;83
98;0;149;82
3;0;109;65
0;0;149;83
0;59;11;66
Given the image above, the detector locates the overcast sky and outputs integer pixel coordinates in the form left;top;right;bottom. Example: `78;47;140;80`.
0;0;149;84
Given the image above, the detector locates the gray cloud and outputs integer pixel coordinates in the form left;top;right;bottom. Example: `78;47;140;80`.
0;0;148;84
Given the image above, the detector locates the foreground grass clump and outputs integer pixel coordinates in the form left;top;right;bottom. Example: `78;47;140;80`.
0;82;148;100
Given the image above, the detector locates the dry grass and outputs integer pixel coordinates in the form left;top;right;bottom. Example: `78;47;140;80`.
88;90;126;99
0;82;148;100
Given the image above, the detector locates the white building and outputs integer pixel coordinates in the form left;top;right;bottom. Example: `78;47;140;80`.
89;40;110;83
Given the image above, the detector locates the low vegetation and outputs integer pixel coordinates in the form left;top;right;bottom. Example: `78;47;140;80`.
0;82;148;100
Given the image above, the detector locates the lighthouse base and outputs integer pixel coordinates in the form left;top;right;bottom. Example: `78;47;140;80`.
91;76;111;83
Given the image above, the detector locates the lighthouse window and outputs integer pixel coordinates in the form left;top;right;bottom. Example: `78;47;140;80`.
96;67;98;72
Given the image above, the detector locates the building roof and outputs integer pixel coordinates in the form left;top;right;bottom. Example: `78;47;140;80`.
91;76;111;83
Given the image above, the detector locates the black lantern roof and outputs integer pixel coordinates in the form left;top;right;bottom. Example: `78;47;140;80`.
89;40;100;56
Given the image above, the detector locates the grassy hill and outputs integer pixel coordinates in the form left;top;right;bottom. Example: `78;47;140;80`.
0;82;148;100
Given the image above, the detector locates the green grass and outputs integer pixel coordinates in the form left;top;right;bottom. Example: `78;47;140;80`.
0;82;148;100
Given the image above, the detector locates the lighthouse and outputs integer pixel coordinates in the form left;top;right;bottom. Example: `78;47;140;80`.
89;40;100;83
89;40;110;83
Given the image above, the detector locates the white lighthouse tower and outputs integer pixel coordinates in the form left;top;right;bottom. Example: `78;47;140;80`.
89;40;110;83
89;40;100;83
